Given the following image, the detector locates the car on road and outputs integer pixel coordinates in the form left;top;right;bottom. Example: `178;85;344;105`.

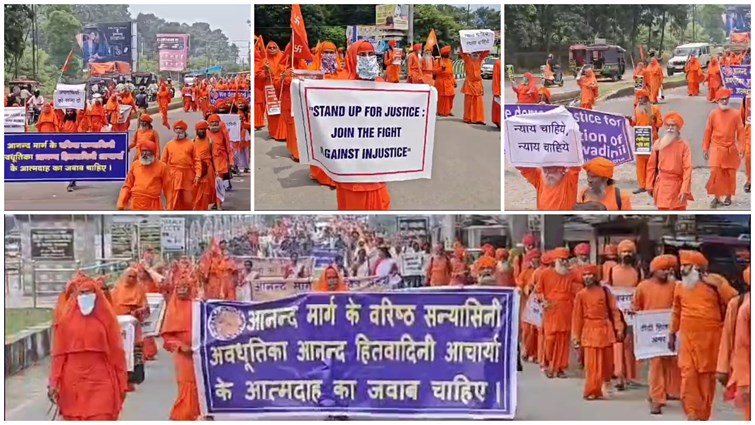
667;42;711;76
481;57;497;79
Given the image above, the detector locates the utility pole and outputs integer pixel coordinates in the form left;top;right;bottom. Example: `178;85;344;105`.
32;5;38;80
408;5;414;45
692;5;696;41
466;4;471;27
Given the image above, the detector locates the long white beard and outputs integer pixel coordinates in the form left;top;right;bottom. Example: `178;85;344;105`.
544;173;563;186
681;269;700;288
140;156;155;166
555;263;570;276
655;132;677;151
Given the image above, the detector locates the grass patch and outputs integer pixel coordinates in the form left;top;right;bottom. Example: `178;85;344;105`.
5;308;53;336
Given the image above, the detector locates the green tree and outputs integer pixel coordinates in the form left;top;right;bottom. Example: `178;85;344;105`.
4;5;34;79
43;5;82;80
73;5;130;25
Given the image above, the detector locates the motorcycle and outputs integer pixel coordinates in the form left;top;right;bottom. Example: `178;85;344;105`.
541;63;564;87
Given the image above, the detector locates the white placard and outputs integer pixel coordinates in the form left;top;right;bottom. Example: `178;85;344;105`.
220;114;241;141
504;106;584;167
161;217;186;251
118;315;137;372
4;107;26;133
459;29;495;53
522;295;543;327
607;285;635;323
632;309;678;360
293;79;437;183
118;105;132;124
392;48;402;65
400;252;426;276
53;84;86;110
142;293;167;337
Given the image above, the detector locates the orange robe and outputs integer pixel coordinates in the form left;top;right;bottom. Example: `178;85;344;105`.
110;277;149;392
203;255;237;300
406;52;423;83
633;278;681;404
37;108;59;132
600;260;618;283
461;52;487;124
435;57;456;116
643;59;664;103
117;161;169;210
531;265;550;367
161;291;201;421
269;65;288;141
60;119;78;133
207;128;234;176
577;70;599;109
572;285;624;398
157;87;171;128
384;49;401;83
705;59;723;102
88;103;107;132
492;59;501;127
741;98;751;185
645;138;693;210
450;256;469;285
181;86;193;112
426;255;452;286
282;59;308;161
608;264;640;381
50;287;127;420
512;75;539;104
161;139;197;210
138;272;159;361
630;104;662;189
535;267;580;375
130;128;161;162
192;136;214;210
718;293;748;405
704;108;744;197
732;294;751;420
517;266;538;359
685;57;704;96
579;184;633;210
197;85;210;116
518;167;580;210
671;280;737;420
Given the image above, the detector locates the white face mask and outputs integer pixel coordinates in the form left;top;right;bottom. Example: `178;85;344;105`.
77;293;96;316
357;55;379;80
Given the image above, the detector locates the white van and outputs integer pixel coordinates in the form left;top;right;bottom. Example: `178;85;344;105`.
666;42;711;76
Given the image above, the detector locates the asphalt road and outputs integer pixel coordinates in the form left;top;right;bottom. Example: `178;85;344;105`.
504;70;635;104
5;107;251;211
5;348;741;421
254;79;501;211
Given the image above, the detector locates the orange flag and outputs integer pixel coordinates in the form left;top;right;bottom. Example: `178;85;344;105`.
290;4;314;61
424;29;438;52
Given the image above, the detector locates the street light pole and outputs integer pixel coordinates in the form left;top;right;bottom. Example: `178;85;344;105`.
408;5;414;45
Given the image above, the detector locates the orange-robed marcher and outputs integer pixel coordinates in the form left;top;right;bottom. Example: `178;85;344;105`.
572;264;625;400
741;97;751;192
426;245;452;286
518;166;580;210
643;58;664;104
600;245;619;283
257;41;284;135
518;249;541;361
460;49;488;124
199;241;237;300
181;85;193;113
281;44;309;161
434;46;456;117
495;249;515;286
577;68;599;109
135;263;160;361
48;276;128;420
161;267;201;421
671;250;738;420
684;55;704;96
534;251;555;368
253;40;266;130
157;82;171;128
161;120;197;211
37;103;59;132
580;157;633;210
406;44;424;83
512;72;539;104
492;58;501;128
629;89;662;193
705;57;723;102
732;288;751;420
130;114;161;162
421;46;436;86
88;97;107;132
267;42;288;142
192;121;214;210
716;266;750;417
60;109;79;133
535;247;581;378
704;89;744;207
450;243;470;285
334;40;391;211
206;114;234;184
109;268;150;392
313;266;349;292
631;255;682;414
117;140;169;211
197;81;210;116
308;41;345;188
606;239;641;387
645;112;694;210
384;40;401;83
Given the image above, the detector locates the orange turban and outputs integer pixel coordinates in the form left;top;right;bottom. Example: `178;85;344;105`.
617;240;636;253
413;43;421;52
551;247;570;260
679;250;709;268
476;255;497;269
663;112;685;130
207;114;221;123
636;89;650;99
173;120;188;130
581;264;598;275
541;251;554;265
356;41;374;54
321;41;336;51
140;140;157;154
139;114;153;123
603;244;618;256
195;121;209;130
744;266;750;287
525;249;541;262
583;157;614;179
495;248;508;261
574;243;590;256
388;40;396;48
716;88;733;101
650;255;678;273
440;46;451;55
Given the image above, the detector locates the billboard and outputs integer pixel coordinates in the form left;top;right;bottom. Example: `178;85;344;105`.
375;4;410;31
77;22;132;65
346;26;391;54
157;33;190;72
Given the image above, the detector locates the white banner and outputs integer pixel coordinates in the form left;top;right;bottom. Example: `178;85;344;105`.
632;309;678;360
53;84;86;110
160;217;186;251
118;315;137;372
400;252;426;276
522;295;543;327
459;29;495;53
293;79;437;183
504;106;583;167
220;114;241;141
143;293;167;337
239;256;316;278
4;107;26;133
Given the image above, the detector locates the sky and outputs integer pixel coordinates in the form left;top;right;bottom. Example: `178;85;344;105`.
452;4;501;11
128;5;250;50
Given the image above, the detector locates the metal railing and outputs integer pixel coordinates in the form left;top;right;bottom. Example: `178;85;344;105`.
27;259;132;308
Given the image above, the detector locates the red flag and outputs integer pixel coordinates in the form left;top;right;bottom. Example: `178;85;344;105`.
62;49;74;72
290;4;314;61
